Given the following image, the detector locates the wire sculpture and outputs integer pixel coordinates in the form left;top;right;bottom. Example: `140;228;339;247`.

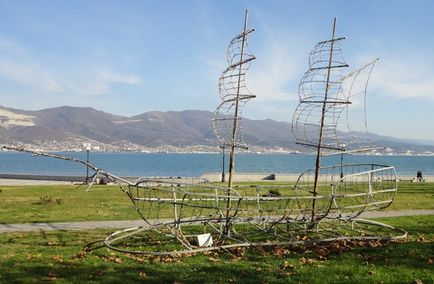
292;50;378;151
211;10;256;235
1;17;406;256
212;12;255;150
291;18;400;227
212;10;256;189
2;145;406;255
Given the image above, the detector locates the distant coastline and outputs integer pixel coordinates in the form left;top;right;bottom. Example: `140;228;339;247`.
1;106;434;156
2;145;434;156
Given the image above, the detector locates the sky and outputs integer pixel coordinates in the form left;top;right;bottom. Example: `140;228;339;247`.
0;0;433;141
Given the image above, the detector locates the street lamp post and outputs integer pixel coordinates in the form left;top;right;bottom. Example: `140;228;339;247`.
86;149;90;184
83;143;91;184
220;145;226;182
340;144;345;179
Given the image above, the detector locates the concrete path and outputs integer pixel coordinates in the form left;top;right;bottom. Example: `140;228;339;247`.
0;220;146;233
0;178;73;186
1;210;433;233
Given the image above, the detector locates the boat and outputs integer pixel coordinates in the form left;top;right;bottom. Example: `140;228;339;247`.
2;16;406;256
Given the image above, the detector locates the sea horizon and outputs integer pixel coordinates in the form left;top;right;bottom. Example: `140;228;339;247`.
0;151;433;178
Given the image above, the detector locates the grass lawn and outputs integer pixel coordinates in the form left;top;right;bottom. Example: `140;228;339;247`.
387;181;434;211
0;184;138;224
0;181;433;224
0;182;433;282
0;215;432;283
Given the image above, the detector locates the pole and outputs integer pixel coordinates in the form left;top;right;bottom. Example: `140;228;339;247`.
86;149;89;184
225;9;249;233
311;17;337;223
221;145;226;182
227;9;248;189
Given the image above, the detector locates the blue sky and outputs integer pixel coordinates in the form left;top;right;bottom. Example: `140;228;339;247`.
0;0;433;141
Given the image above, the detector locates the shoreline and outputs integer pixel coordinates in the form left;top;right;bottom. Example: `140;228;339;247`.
3;148;302;155
2;150;434;156
1;173;433;185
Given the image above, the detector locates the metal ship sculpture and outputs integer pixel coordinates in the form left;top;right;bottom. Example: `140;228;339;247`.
3;16;406;256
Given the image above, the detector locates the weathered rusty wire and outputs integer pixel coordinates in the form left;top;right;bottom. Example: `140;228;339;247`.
2;145;405;255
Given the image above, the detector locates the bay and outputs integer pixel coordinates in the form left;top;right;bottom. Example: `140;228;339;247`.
0;152;433;177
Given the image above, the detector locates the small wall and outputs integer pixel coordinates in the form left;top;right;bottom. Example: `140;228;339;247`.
200;172;434;183
200;173;301;182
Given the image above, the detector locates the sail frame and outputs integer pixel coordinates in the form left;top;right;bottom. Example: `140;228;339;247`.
292;35;379;152
212;23;256;149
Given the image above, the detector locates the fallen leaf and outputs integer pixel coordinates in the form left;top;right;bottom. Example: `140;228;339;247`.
104;255;123;264
112;257;122;264
208;257;220;263
280;260;295;270
299;257;314;265
72;250;87;260
52;255;63;263
47;271;59;280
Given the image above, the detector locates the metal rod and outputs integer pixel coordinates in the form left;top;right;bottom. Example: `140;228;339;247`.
226;9;249;233
228;10;248;189
2;145;133;185
311;17;337;223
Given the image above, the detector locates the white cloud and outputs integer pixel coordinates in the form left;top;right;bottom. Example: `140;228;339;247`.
100;71;142;86
0;58;64;92
0;56;143;96
0;36;64;92
202;23;306;104
242;30;311;121
66;70;143;96
0;36;143;96
363;55;434;101
201;27;314;122
0;36;25;52
248;40;300;103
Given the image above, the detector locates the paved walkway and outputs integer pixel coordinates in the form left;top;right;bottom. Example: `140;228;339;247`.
0;178;73;186
1;210;433;233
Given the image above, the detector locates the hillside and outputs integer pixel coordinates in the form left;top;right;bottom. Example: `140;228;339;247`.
1;105;433;154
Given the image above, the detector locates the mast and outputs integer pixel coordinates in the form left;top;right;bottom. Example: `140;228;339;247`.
311;18;337;222
292;19;380;224
224;9;249;232
212;9;255;235
227;9;249;190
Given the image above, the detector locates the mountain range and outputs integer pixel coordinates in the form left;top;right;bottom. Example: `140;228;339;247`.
1;105;433;154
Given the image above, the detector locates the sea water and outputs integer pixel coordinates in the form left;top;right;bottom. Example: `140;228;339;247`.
0;152;433;177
